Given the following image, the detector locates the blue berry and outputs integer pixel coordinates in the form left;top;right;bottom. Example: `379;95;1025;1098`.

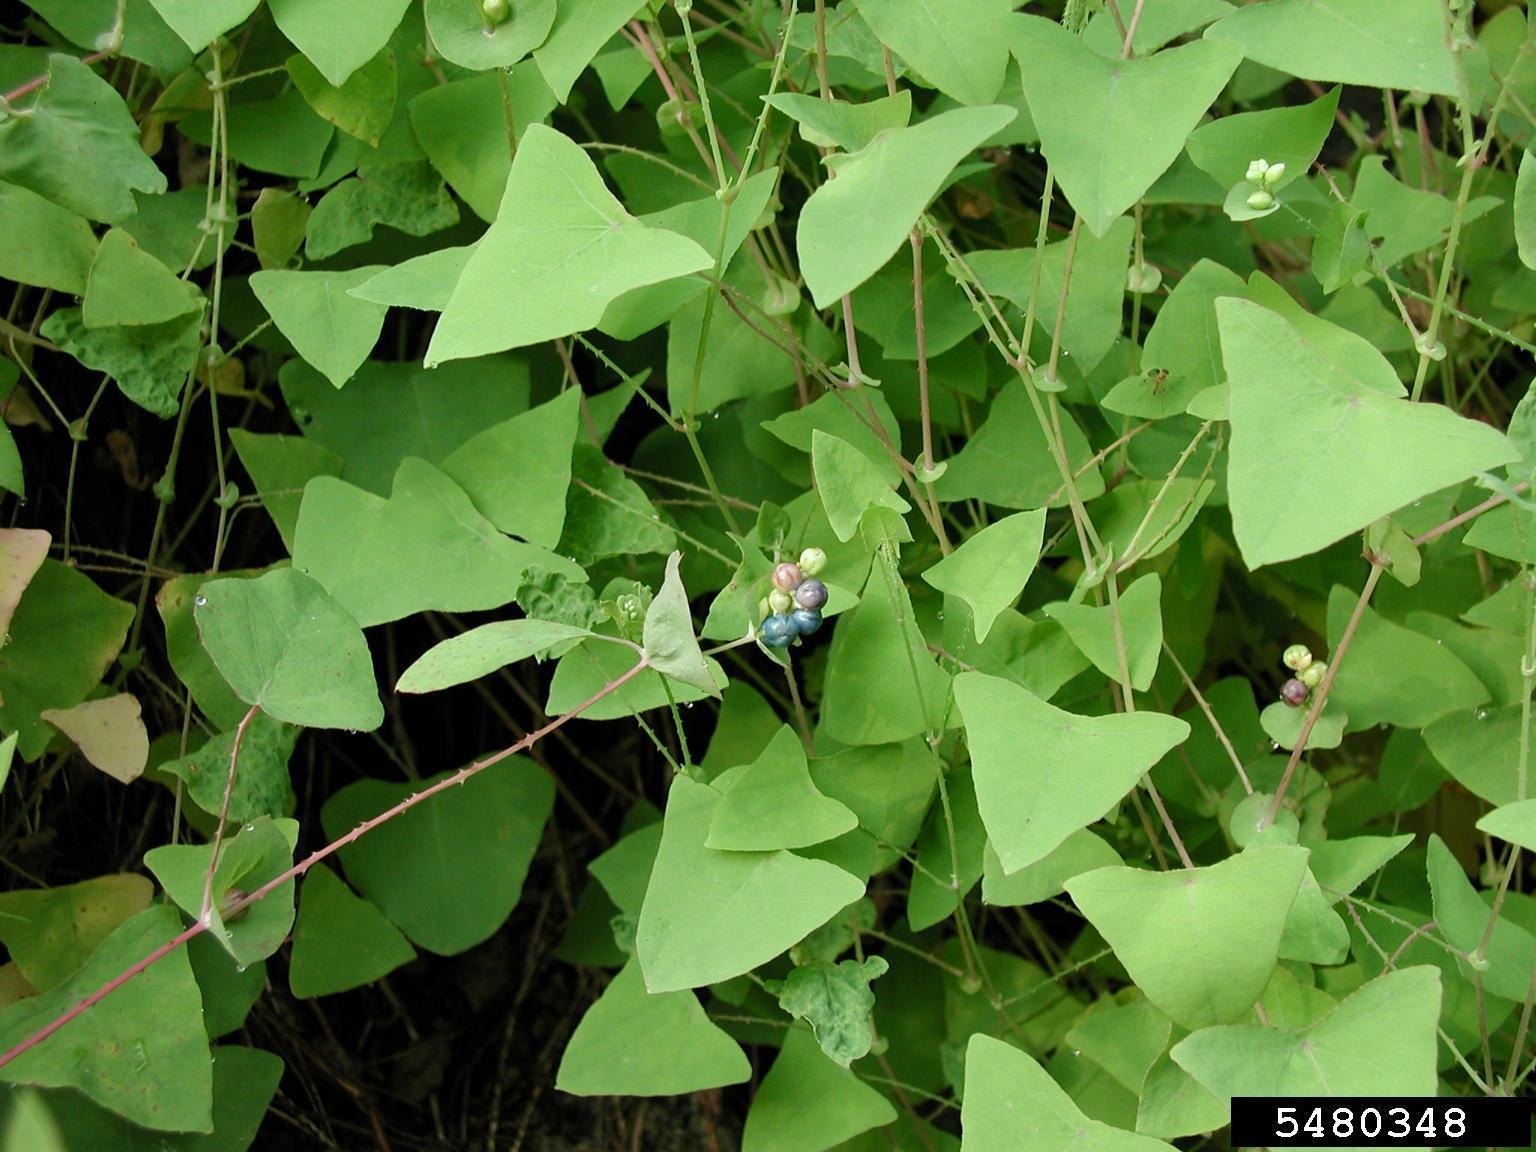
792;578;828;610
790;608;823;635
760;613;796;648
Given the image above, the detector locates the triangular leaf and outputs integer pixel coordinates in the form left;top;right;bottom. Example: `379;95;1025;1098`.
922;510;1046;643
250;267;388;389
267;0;411;87
643;552;720;695
398;620;598;694
708;726;858;851
1041;574;1163;692
741;1028;896;1152
288;865;416;998
812;430;911;543
954;671;1189;873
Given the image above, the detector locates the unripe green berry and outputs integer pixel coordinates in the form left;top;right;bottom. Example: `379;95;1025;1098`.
1245;158;1269;183
1282;643;1313;672
768;588;793;615
798;546;828;577
1261;161;1286;187
482;0;510;24
1298;661;1326;689
1246;189;1275;211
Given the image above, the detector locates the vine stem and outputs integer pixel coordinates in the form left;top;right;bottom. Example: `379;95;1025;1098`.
0;657;653;1072
198;703;261;923
1264;562;1384;826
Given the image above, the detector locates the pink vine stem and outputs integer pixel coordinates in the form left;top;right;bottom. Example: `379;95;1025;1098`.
0;657;651;1071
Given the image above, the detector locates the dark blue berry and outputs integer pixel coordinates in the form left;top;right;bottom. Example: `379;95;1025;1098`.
760;613;796;648
792;578;828;610
790;608;823;635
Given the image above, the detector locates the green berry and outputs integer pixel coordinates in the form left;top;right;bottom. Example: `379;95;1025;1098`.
1246;189;1275;211
798;546;828;577
1298;661;1326;689
1282;643;1313;672
768;588;793;615
482;0;511;24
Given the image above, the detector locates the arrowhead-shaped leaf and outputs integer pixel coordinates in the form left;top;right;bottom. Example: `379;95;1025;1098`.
708;726;858;851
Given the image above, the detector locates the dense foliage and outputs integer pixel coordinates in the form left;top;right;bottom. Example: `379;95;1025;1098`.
1;0;1535;1148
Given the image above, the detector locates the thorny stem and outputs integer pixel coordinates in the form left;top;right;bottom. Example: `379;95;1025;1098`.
0;658;653;1072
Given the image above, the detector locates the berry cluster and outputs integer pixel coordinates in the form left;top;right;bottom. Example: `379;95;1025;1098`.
1279;643;1327;707
757;548;828;649
1244;158;1286;211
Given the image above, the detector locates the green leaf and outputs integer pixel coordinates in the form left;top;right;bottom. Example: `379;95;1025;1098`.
643;552;720;695
397;619;597;694
251;188;312;270
967;216;1133;374
634;775;866;992
1;1092;64;1152
555;959;750;1096
533;0;646;102
708;726;858;851
1204;0;1457;97
278;356;532;496
935;379;1105;509
955;671;1189;873
157;572;250;729
194;566;382;731
762;91;912;152
1308;834;1413;903
147;0;261;51
0;905;211;1133
1011;19;1241;237
160;712;296;825
547;638;723;720
0;526;47;640
228;429;344;552
772;957;889;1068
742;1027;896;1152
1170;966;1442;1098
39;305;200;418
1220;297;1516;567
250;267;389;389
289;864;416;998
857;0;1014;106
908;760;986;930
82;228;203;329
425;0;556;71
409;68;557;222
288;48;396;147
144;818;298;967
321;759;554;954
0;181;97;294
440;389;581;546
1518;152;1536;271
347;245;474;311
0;54;168;223
1186;87;1338;190
561;444;679;563
812;430;912;543
1042;574;1164;692
427;124;711;364
981;828;1122;907
292;458;584;627
303;149;459;260
921;509;1046;643
1478;798;1536;851
268;0;411;87
0;873;152;992
1426;834;1536;1001
798;105;1016;306
961;1033;1176;1152
821;567;951;746
1325;585;1490;729
1424;704;1532;806
1065;846;1309;1029
0;560;134;761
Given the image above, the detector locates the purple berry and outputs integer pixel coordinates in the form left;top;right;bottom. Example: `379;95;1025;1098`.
1280;678;1309;708
760;613;796;648
792;578;828;610
772;563;803;592
790;608;823;635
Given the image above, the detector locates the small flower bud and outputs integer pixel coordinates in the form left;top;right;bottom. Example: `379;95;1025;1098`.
1261;161;1286;187
1246;189;1275;211
1282;644;1313;672
1245;158;1269;184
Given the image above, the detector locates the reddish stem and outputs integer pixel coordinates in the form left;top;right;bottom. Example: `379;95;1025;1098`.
1;48;112;104
0;658;651;1072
